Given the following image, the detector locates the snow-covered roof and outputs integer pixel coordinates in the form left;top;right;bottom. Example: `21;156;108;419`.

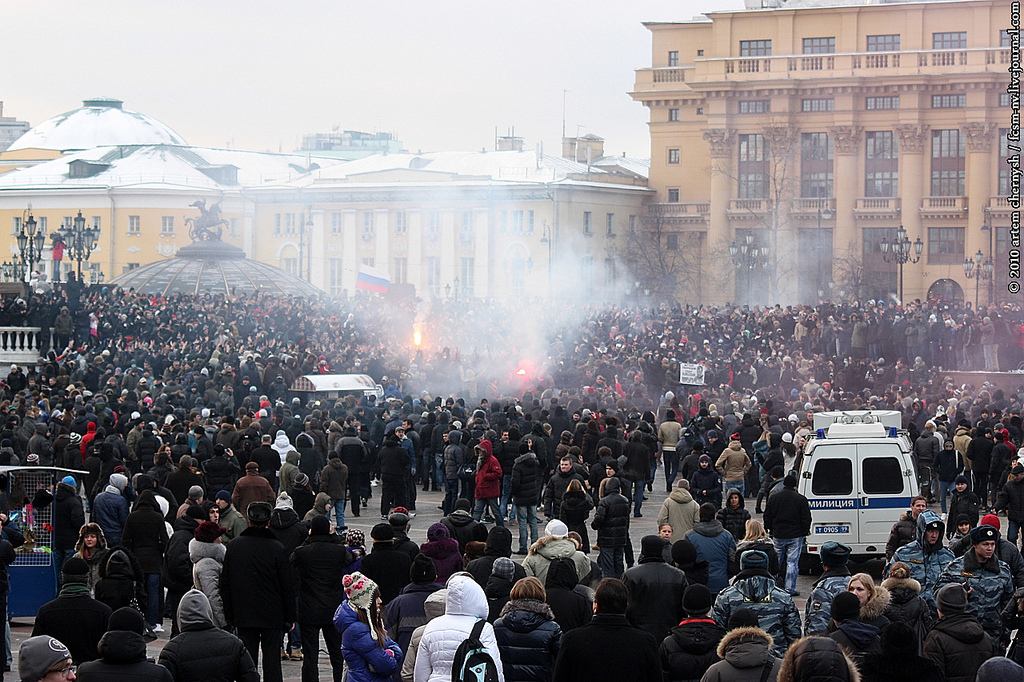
276;150;648;189
0;145;341;191
7;98;187;152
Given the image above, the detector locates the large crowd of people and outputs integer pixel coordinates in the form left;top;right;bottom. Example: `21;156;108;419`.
0;284;1021;682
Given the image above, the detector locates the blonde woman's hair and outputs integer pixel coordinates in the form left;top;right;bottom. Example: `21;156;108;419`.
566;478;584;493
848;573;879;602
743;519;768;542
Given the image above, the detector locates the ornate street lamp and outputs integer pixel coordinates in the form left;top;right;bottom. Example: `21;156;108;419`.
962;248;993;309
56;210;100;282
730;233;770;304
13;207;45;284
879;225;923;304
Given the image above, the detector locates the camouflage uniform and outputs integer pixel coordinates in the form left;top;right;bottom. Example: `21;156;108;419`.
935;549;1014;645
712;573;801;657
884;510;954;610
804;568;852;636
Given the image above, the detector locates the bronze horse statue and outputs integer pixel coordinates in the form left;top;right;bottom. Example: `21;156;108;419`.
185;200;229;241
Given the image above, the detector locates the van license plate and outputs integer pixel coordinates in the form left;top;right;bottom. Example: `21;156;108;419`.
814;525;850;534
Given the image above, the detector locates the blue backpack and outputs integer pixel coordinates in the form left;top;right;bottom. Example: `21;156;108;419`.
451;619;498;682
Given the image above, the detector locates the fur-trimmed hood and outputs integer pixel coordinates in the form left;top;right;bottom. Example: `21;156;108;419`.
716;626;774;668
777;636;861;682
880;575;921;596
498;598;555;621
528;534;577;559
859;585;891;622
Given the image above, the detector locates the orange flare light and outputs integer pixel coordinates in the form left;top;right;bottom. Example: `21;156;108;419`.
413;330;422;346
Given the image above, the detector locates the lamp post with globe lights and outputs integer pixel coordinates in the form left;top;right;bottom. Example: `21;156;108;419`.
879;225;923;304
729;233;770;305
55;211;99;283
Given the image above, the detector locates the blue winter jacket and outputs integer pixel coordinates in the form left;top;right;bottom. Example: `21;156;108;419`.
685;520;736;595
92;485;130;546
884;510;955;609
334;600;403;682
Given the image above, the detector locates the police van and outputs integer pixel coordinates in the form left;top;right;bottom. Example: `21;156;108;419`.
797;410;916;565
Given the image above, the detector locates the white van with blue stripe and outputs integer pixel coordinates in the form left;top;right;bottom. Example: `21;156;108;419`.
798;410;916;562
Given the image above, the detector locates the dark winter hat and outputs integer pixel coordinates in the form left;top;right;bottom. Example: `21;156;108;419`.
739;549;769;571
194;521;226;544
955;513;971;526
215;490;232;503
640;535;668;559
455;498;472;512
830;591;861;623
784;473;798;488
107;606;146;635
185;504;207;521
61;556;89;582
1013;463;1024;475
682;584;713;615
727;608;759;630
936;583;969;615
294;473;309;487
310;515;331;536
245;460;259;471
19;636;72;682
245;501;272;525
698;454;711;464
410;553;437;583
388;511;410;529
491;557;516;581
707;430;720;439
427;522;450;542
977;657;1024;682
820;541;851;567
970;524;1000;545
954;475;969;486
671;539;698;567
879;621;918;655
371;523;395;542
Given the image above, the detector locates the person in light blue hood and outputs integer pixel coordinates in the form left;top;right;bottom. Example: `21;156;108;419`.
884;509;955;609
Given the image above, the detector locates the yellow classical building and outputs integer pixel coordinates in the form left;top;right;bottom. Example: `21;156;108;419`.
632;0;1015;306
0;99;652;299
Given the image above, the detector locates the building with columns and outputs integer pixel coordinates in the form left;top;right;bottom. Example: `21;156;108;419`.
631;0;1013;306
0;98;651;298
245;144;651;299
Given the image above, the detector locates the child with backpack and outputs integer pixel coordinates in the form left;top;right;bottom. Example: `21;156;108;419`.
333;572;402;682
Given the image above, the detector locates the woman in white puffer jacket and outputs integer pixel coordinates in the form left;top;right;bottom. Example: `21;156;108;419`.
413;573;505;682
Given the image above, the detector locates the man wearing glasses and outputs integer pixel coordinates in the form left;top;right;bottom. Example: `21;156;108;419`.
18;636;76;681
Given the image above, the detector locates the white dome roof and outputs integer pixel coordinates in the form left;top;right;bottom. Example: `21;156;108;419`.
7;98;187;152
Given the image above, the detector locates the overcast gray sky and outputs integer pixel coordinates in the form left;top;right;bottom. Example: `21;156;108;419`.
3;0;743;159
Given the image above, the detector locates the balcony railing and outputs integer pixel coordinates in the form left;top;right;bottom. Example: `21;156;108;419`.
0;327;49;367
855;197;901;212
688;47;1009;83
921;196;968;212
648;202;710;216
633;66;695;91
728;199;770;213
790;198;835;213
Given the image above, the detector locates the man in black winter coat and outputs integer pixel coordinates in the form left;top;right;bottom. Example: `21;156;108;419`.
553;578;661;682
659;584;726;682
77;606;173;682
762;473;811;596
162;506;205;638
995;464;1024;549
622;536;689;643
160;589;259;682
593;477;630;578
336;427;369;516
221;501;295;682
466;526;527;588
289;516;352;682
542;456;585;519
53;475;85;579
544;557;591;634
511;445;541;554
33;557;113;665
378;432;410;518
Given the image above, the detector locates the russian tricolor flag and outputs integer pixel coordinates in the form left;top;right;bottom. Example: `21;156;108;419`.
356;264;390;293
